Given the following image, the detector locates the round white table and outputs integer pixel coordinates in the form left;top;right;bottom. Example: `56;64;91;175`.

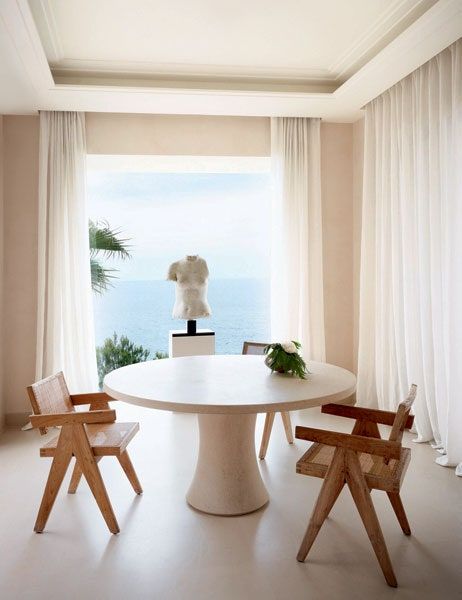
104;355;356;516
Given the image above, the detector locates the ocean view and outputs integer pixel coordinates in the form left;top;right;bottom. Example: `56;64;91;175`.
93;278;270;356
88;168;272;357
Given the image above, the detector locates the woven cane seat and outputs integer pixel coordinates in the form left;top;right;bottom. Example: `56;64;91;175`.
296;443;411;492
40;422;139;457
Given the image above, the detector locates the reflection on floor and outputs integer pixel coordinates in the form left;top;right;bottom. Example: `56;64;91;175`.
1;403;461;600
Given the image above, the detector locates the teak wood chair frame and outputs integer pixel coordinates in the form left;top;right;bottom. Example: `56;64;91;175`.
295;385;417;587
27;372;142;534
242;341;294;459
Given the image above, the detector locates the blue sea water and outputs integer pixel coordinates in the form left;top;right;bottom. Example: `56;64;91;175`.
93;278;270;355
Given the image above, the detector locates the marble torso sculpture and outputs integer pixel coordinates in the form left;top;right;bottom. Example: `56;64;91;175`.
167;255;212;319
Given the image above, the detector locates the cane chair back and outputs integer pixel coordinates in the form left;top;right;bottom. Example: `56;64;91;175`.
388;384;417;444
242;341;267;355
27;372;74;435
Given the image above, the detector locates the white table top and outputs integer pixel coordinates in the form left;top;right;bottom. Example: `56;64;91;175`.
103;355;356;414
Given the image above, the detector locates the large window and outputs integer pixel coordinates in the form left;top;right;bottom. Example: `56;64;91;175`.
87;156;271;357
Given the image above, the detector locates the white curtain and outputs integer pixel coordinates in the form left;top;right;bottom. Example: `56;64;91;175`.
357;40;462;475
36;111;98;392
271;118;325;361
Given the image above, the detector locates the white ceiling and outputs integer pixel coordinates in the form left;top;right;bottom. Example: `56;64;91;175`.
0;0;460;120
29;0;436;82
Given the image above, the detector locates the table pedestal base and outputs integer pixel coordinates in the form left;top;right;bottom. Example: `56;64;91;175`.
186;413;269;516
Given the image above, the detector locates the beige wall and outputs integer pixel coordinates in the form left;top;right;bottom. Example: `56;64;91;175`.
86;113;271;156
321;123;355;372
0;113;362;424
2;116;39;423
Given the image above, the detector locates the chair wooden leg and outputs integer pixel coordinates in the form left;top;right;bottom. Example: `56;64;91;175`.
72;425;120;534
280;411;294;444
68;457;103;493
345;450;398;587
387;492;411;535
297;448;345;562
117;451;143;494
259;412;275;459
34;426;73;533
68;460;83;494
352;420;381;438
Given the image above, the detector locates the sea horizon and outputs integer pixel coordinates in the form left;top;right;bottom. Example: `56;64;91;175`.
93;277;270;356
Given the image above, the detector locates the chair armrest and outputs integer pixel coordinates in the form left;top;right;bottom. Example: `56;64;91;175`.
30;409;116;429
321;404;414;429
70;392;116;406
295;426;401;459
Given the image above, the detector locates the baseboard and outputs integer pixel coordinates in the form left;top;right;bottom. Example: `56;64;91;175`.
5;412;30;428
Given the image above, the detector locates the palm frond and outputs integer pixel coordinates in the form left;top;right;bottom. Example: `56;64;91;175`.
91;258;117;294
89;220;131;260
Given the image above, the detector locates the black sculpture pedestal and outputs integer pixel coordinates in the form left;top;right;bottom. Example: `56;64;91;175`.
187;319;197;335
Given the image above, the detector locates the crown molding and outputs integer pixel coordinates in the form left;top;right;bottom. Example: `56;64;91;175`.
30;0;438;86
336;0;462;107
0;0;53;92
329;0;437;79
50;58;335;83
28;0;63;63
51;72;338;95
0;0;460;121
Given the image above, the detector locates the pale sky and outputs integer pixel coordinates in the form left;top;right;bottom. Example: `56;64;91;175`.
86;169;272;281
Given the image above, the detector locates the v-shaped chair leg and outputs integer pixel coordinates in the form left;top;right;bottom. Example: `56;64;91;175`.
387;492;411;535
70;452;141;496
280;412;294;444
259;412;275;459
35;425;73;533
68;460;83;494
117;451;143;494
297;448;345;562
72;424;120;534
345;450;397;587
68;457;103;493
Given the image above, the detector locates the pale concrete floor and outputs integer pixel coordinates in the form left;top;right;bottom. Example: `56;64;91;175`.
0;404;461;600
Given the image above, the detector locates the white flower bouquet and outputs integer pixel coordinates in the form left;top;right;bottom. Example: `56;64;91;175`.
263;341;308;379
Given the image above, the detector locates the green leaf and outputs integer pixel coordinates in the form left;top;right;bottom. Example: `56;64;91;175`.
89;220;132;294
91;258;117;294
89;220;131;260
264;341;307;379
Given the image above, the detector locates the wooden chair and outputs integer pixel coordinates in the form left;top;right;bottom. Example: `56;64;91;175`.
27;372;142;534
242;341;294;459
295;385;417;587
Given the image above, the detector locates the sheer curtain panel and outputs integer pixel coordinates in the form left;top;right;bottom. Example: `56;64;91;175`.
36;111;98;392
357;40;462;475
271;118;325;361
